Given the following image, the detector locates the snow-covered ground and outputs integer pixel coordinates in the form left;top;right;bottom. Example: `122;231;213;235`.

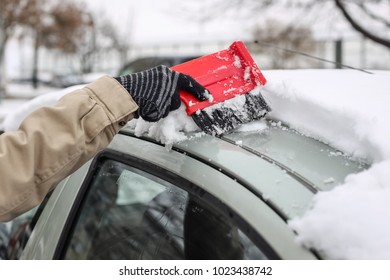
0;84;85;131
1;69;390;260
0;84;58;127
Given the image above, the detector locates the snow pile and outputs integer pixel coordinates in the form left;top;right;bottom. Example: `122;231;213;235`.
261;69;390;259
1;84;85;131
129;86;266;142
128;104;203;148
289;160;390;259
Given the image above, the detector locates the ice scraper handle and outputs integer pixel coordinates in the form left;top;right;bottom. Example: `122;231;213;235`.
115;65;209;122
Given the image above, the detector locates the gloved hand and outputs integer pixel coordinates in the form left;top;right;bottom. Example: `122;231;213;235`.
115;65;209;122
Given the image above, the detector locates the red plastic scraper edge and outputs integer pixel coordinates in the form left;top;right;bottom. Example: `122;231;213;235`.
172;41;267;116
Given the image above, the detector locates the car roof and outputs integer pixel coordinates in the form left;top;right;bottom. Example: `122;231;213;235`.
121;119;367;220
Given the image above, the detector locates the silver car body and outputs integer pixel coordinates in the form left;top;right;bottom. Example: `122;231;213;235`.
18;119;365;260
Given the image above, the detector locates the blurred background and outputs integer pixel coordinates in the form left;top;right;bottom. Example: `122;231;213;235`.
0;0;389;99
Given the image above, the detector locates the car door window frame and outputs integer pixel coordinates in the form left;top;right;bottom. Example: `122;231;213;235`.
54;148;279;260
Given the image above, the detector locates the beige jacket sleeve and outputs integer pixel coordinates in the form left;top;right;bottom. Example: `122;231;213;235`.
0;76;138;222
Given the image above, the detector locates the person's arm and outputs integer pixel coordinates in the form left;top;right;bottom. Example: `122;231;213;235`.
0;66;208;222
0;76;137;221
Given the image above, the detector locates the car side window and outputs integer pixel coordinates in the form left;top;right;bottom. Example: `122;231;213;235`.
63;159;268;260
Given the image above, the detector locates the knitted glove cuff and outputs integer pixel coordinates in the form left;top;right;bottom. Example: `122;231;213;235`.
116;66;180;121
115;65;209;122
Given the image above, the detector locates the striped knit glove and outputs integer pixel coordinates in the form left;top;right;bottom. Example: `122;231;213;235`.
115;65;209;122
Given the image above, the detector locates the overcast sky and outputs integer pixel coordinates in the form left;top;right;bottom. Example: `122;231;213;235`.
82;0;378;44
82;0;390;47
83;0;255;46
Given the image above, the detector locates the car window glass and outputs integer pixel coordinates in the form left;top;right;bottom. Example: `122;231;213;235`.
63;159;268;260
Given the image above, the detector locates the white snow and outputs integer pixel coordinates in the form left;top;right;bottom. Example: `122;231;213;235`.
261;69;390;260
263;70;390;162
1;84;85;131
235;119;268;133
1;69;390;259
243;66;251;81
128;104;202;148
233;55;242;68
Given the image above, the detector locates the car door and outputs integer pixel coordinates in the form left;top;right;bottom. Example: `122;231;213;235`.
57;150;274;260
21;132;316;260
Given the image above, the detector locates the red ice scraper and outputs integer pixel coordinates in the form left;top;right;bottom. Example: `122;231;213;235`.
172;41;270;135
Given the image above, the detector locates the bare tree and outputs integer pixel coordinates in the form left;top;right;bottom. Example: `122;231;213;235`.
0;0;38;97
252;20;317;68
28;0;89;88
76;12;96;74
98;18;131;70
334;0;390;48
40;2;87;52
0;0;130;94
184;0;390;49
75;13;131;74
0;0;89;92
